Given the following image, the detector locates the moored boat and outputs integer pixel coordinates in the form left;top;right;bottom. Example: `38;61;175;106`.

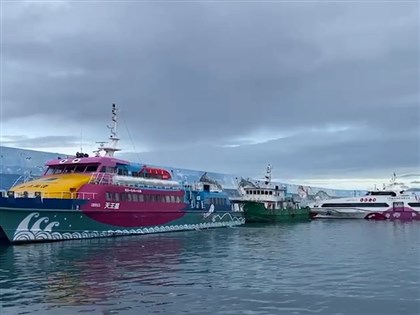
0;104;245;244
231;164;311;223
309;174;420;221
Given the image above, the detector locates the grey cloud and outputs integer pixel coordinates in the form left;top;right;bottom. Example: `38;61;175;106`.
3;1;419;180
1;135;79;149
122;126;419;180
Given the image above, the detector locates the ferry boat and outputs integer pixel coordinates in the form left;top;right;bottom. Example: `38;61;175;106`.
230;164;311;223
0;104;245;244
310;174;420;221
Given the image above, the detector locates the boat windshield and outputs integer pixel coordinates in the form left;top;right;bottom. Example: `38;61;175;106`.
45;164;99;175
365;191;397;197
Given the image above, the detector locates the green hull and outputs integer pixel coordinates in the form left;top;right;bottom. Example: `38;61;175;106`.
0;207;245;244
243;201;311;223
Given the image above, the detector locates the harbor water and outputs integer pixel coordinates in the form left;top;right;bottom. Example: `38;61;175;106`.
1;220;419;315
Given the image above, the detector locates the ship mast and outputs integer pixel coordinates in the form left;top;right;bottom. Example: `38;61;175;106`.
98;104;121;157
264;163;272;186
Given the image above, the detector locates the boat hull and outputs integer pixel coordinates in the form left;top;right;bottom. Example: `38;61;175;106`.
243;201;311;223
310;208;368;219
0;206;245;244
310;207;420;221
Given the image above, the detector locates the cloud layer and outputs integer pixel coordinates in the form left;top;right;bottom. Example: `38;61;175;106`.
2;1;419;187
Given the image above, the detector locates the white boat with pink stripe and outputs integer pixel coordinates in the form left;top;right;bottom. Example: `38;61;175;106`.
310;174;420;221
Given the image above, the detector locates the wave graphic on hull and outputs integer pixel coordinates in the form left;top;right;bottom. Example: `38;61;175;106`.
12;212;245;242
13;213;61;241
211;213;244;223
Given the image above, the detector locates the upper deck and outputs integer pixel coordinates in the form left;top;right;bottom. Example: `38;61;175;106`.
46;156;129;168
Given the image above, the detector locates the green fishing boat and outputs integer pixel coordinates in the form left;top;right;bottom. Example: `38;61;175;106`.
231;164;311;223
241;198;311;223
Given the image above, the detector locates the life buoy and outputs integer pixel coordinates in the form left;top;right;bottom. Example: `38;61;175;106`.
59;159;68;164
72;158;81;163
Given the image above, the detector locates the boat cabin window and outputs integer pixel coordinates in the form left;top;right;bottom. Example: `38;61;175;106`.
85;165;98;172
322;202;390;208
366;191;397;197
106;192;113;201
105;191;183;204
45;164;99;175
99;166;116;173
116;166;129;176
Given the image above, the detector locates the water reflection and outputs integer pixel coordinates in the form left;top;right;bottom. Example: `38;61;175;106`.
1;234;185;308
1;222;419;315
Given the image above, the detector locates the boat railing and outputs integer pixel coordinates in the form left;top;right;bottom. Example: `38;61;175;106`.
89;172;114;185
88;172;182;190
7;191;98;200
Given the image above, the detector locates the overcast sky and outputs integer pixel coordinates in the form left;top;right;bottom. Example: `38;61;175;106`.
1;0;419;189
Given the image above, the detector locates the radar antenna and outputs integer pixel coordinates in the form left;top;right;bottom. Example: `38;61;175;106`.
264;163;272;186
93;141;107;157
94;104;121;157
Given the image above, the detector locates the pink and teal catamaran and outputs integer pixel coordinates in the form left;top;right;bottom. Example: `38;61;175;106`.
0;104;245;244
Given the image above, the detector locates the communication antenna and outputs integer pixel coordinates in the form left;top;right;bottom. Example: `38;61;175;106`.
80;128;83;153
93;141;107;157
95;104;121;157
264;163;272;186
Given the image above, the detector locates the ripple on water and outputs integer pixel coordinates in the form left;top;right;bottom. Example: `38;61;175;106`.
1;221;419;315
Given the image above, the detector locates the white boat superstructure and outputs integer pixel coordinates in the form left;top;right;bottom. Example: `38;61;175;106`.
310;174;420;220
230;164;302;212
